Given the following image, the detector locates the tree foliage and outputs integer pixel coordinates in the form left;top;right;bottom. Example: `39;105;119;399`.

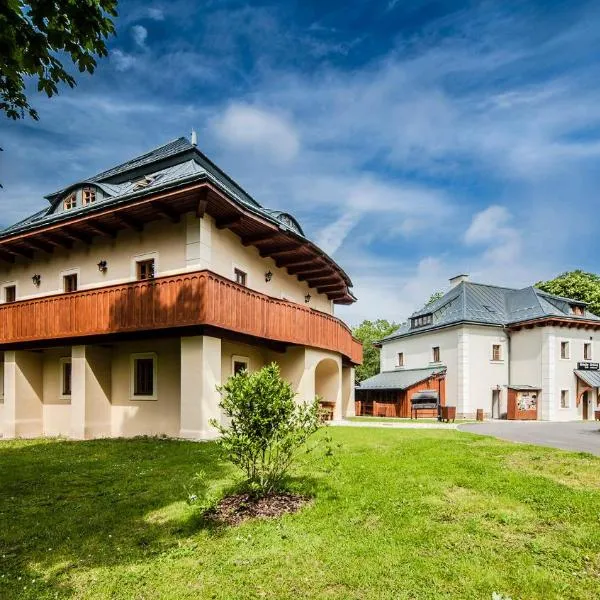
426;291;444;305
210;363;322;496
0;0;117;120
352;319;399;382
536;270;600;316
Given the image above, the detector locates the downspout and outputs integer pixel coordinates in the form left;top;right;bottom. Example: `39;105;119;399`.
504;327;511;420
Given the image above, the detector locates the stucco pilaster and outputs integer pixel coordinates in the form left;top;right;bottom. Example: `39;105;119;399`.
179;335;222;439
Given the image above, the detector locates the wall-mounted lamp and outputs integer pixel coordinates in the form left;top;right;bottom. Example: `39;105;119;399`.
97;260;108;273
304;293;311;304
32;274;41;287
265;271;273;283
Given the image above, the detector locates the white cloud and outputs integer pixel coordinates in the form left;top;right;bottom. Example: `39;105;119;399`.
212;104;300;162
132;25;148;48
147;8;164;21
111;49;137;71
465;205;522;265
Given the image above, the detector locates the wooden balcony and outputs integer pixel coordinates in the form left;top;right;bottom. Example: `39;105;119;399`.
0;270;362;364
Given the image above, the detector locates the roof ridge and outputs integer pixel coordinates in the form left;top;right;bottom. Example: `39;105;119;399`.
91;137;190;181
465;281;519;291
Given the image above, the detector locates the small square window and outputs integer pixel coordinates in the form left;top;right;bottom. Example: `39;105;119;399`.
432;346;440;363
60;359;72;397
63;193;76;211
232;355;249;375
492;344;502;361
584;343;592;361
82;187;96;206
131;354;157;399
560;389;569;409
234;268;247;286
137;259;155;281
63;273;78;293
4;285;16;303
560;341;570;359
397;352;404;367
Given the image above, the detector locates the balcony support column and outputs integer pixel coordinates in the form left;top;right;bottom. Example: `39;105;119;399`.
180;335;222;440
3;350;43;438
70;346;112;440
341;366;356;418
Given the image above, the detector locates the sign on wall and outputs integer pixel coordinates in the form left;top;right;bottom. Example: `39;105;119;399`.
577;362;600;370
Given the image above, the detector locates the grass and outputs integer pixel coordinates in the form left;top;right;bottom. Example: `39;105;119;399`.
0;429;599;599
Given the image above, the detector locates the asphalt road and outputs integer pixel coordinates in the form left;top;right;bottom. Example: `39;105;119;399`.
459;421;600;455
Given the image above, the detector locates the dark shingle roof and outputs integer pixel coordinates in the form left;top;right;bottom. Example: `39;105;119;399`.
357;366;446;390
383;281;600;342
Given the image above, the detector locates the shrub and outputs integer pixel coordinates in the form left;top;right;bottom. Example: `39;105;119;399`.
210;363;322;496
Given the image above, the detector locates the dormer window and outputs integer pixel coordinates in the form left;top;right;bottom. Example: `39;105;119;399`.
63;193;76;211
133;174;162;191
411;313;433;329
82;187;96;206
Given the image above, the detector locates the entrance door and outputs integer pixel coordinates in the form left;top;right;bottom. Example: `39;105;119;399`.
583;391;589;420
491;390;500;419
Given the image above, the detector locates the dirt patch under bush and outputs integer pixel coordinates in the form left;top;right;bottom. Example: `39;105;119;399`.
207;492;310;526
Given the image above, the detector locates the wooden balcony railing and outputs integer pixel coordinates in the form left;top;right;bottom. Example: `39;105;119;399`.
0;270;362;364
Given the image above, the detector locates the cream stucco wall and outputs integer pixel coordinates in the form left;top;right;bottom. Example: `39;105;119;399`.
381;327;459;408
0;334;352;439
0;212;333;313
465;325;509;417
111;338;181;437
42;348;71;436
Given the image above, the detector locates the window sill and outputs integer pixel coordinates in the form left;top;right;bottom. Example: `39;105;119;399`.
130;395;158;402
490;360;504;364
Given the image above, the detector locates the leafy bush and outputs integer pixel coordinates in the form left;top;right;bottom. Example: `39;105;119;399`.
210;363;322;496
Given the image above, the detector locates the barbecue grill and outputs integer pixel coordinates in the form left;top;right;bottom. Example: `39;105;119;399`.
410;390;440;419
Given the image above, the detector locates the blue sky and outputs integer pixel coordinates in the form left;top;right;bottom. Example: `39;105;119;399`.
1;0;600;324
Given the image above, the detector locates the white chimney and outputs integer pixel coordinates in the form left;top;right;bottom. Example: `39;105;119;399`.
449;274;469;288
190;129;198;146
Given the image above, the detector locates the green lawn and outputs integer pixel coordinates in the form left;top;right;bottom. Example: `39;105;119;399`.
0;429;599;599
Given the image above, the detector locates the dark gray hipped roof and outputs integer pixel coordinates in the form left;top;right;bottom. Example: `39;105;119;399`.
356;366;446;391
0;137;304;240
383;281;600;342
574;369;600;388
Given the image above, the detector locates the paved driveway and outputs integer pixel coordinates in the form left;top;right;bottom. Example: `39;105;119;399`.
459;421;600;455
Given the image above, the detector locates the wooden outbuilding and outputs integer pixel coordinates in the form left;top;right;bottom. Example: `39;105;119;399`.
355;367;446;418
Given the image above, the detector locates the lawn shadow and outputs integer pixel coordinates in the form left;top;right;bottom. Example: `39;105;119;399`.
0;437;233;598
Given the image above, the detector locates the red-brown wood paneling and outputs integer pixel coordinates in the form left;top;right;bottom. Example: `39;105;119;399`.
507;388;538;420
0;270;362;364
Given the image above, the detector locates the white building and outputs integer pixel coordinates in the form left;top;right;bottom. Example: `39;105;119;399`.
377;275;600;421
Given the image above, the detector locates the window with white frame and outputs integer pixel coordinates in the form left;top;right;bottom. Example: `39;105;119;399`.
432;346;440;363
560;389;570;409
397;352;404;367
60;358;72;398
3;284;16;303
584;342;592;361
234;268;247;287
130;353;157;400
492;344;502;361
560;341;570;359
232;355;249;375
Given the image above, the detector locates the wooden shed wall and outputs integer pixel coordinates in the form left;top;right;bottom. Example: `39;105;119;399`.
355;374;446;418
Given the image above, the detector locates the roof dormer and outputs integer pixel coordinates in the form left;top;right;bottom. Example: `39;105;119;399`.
57;185;104;214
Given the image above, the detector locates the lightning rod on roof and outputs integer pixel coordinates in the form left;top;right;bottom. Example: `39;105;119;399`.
190;129;198;147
